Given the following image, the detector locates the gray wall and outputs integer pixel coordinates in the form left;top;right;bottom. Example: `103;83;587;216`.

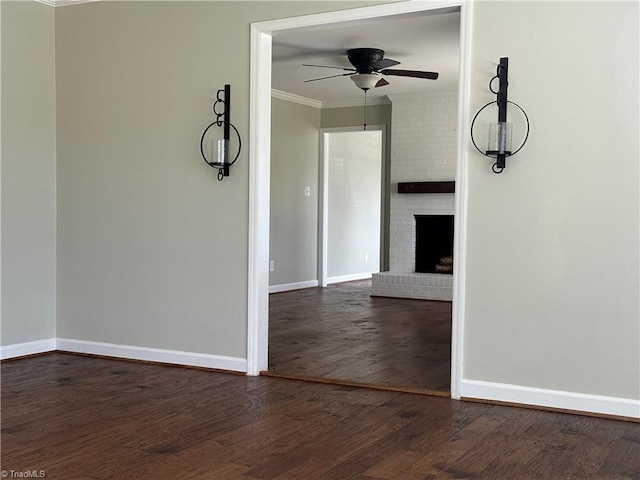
322;104;392;270
269;98;320;287
2;0;637;405
464;1;639;400
1;1;57;345
53;1;379;358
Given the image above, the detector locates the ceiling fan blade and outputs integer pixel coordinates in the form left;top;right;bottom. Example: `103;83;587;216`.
304;72;352;83
375;77;389;87
372;58;401;69
380;69;439;80
303;64;355;72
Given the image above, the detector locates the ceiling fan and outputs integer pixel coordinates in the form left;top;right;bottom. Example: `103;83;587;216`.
303;47;439;91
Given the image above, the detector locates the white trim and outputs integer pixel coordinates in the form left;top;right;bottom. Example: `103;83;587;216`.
272;89;322;109
56;339;247;373
450;0;474;401
322;96;391;109
461;379;640;419
270;89;391;109
247;25;272;376
259;2;461;33
34;0;100;7
318;131;329;288
249;0;467;387
0;338;56;360
319;125;385;289
388;89;459;101
320;125;385;134
327;272;374;285
269;280;319;294
54;0;99;5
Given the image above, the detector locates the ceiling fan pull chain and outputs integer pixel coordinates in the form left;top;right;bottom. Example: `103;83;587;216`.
363;89;368;131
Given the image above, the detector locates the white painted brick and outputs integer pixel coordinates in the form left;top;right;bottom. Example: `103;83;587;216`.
371;272;453;301
372;91;456;300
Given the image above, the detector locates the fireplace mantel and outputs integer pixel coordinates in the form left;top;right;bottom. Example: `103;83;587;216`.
397;181;455;194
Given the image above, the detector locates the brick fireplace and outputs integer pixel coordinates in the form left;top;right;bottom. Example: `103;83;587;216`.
371;91;457;301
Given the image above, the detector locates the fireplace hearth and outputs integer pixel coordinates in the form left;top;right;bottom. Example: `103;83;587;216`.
415;215;454;274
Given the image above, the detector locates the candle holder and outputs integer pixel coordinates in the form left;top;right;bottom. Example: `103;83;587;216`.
470;58;530;174
200;84;242;181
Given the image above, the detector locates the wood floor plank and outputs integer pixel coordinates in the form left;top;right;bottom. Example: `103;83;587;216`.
363;450;428;480
598;437;640;478
268;280;452;392
270;456;341;480
2;353;639;479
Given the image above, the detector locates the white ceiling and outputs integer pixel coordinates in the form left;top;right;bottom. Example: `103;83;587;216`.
271;8;461;106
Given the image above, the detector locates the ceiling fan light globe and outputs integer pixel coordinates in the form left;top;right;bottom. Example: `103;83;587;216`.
351;73;380;91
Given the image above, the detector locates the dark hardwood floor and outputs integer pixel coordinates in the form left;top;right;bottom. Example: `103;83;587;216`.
268;280;452;393
2;353;639;479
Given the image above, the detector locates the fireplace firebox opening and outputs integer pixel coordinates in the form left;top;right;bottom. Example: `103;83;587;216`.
415;215;454;274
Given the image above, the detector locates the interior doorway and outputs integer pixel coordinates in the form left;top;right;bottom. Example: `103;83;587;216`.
319;127;383;287
248;2;473;401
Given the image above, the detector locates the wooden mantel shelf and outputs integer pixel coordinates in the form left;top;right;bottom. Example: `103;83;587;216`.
397;181;455;194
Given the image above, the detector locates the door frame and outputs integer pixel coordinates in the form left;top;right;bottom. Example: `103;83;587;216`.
318;125;385;288
248;1;473;401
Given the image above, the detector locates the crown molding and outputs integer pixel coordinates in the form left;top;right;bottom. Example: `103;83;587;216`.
35;0;100;7
322;95;391;109
271;89;392;110
271;89;322;109
387;89;459;102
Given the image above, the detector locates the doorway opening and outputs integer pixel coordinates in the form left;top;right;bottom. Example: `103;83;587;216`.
248;1;473;401
319;127;383;287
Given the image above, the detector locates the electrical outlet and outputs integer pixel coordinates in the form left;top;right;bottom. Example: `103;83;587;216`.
269;260;275;272
304;186;311;197
364;252;369;262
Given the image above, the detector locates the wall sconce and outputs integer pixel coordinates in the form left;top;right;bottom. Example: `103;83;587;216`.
200;84;242;181
470;58;530;174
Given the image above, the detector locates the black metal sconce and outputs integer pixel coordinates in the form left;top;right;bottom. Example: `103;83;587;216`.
200;84;242;181
470;58;530;174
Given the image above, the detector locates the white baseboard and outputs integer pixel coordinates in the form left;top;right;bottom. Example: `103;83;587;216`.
327;272;373;285
269;280;319;294
461;379;640;419
0;338;56;360
55;338;247;373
